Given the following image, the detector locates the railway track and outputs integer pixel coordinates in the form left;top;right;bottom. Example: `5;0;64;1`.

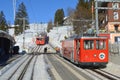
10;55;33;80
46;54;90;80
0;46;51;80
0;54;30;79
0;55;22;70
86;69;120;80
22;56;37;80
50;54;120;80
0;45;120;80
30;46;42;53
0;55;47;80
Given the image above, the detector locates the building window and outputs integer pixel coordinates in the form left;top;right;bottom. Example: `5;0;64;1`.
113;12;119;20
115;37;120;43
114;25;119;32
112;3;119;9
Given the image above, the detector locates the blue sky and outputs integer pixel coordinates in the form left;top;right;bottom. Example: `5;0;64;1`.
0;0;78;24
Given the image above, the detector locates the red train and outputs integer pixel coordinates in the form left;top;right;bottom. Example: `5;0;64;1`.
36;37;45;45
60;36;109;67
35;36;49;45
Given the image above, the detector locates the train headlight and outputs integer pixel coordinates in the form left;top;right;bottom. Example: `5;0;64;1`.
99;53;105;60
94;54;97;57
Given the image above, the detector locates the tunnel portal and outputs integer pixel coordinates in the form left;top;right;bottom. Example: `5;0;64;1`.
0;30;15;63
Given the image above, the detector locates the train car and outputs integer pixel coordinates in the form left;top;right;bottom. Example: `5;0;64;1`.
61;36;109;67
36;37;45;45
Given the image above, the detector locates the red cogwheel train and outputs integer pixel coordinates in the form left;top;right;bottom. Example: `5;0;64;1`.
36;36;45;45
35;33;49;45
60;36;109;67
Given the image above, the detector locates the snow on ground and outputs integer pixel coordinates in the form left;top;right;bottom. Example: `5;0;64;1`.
48;26;73;48
34;54;51;80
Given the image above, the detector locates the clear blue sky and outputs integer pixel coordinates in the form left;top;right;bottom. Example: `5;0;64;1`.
0;0;78;24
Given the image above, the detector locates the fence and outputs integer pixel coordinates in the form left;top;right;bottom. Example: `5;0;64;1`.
109;43;120;55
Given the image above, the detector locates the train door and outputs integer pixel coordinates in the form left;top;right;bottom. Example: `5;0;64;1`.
75;39;80;63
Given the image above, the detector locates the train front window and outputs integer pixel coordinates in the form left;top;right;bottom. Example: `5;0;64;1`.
37;38;42;40
96;40;106;49
39;38;42;40
36;38;39;40
84;40;94;50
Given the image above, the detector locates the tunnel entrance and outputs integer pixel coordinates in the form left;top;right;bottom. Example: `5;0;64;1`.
0;30;15;64
0;37;10;54
0;37;11;63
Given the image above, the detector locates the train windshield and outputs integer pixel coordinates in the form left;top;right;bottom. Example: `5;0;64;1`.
36;38;43;40
84;40;94;49
96;40;106;50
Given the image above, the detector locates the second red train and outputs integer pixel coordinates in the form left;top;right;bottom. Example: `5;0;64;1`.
35;35;49;45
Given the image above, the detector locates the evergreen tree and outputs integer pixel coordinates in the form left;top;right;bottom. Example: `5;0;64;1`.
0;11;8;32
54;9;65;26
14;2;29;35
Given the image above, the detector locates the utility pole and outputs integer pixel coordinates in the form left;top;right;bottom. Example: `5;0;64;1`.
13;0;16;21
95;0;99;35
23;18;25;49
17;18;26;49
92;1;94;21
